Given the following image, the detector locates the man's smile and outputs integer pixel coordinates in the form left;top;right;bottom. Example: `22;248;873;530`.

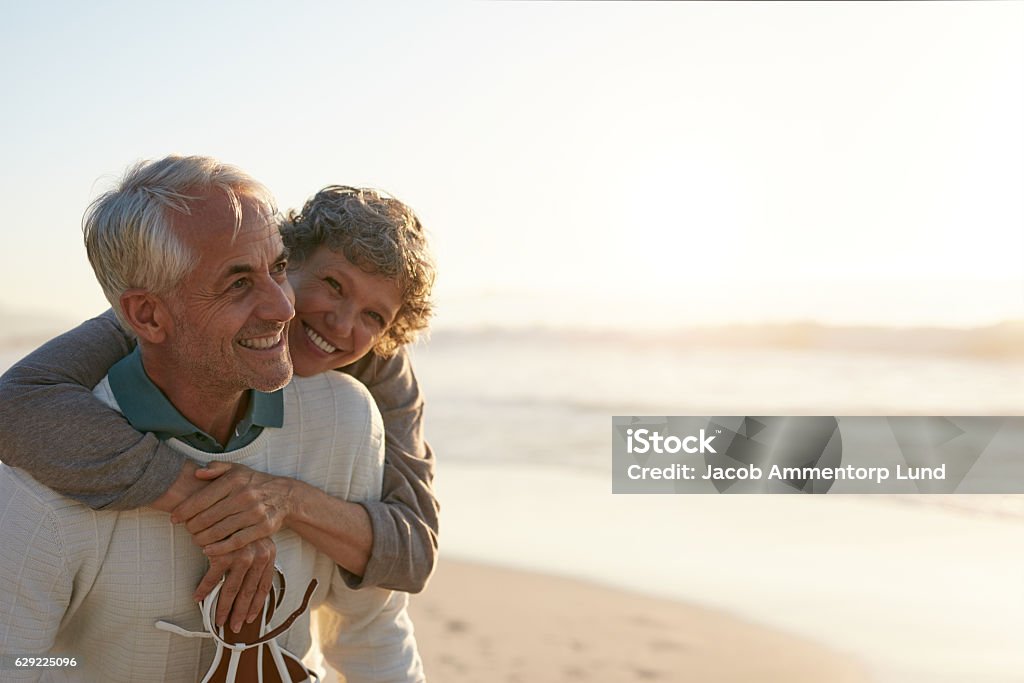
237;330;285;351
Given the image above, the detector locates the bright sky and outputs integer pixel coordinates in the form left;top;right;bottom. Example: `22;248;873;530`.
1;1;1021;330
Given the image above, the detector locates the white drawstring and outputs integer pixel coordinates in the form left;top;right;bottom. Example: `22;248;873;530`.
154;567;321;682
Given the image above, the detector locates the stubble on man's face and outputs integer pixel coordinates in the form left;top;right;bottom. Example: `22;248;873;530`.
160;191;295;398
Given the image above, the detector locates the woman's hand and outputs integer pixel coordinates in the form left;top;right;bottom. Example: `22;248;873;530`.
172;461;297;551
177;459;375;592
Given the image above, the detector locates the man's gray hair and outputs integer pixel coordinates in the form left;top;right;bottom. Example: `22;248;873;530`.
83;155;277;329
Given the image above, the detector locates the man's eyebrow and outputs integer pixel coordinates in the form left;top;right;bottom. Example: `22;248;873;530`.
223;249;291;277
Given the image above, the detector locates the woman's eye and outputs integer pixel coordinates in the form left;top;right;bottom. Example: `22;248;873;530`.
367;311;385;326
324;277;341;292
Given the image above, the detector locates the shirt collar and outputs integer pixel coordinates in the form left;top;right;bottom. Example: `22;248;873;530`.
107;347;283;449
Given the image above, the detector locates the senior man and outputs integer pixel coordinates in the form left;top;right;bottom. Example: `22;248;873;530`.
0;156;423;682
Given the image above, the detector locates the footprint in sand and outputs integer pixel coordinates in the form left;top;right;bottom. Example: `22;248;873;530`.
649;638;686;652
439;654;466;672
444;618;469;633
630;614;665;628
633;667;661;680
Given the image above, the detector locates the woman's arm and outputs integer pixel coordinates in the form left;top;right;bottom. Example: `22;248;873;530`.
180;346;440;593
339;347;439;593
0;310;186;509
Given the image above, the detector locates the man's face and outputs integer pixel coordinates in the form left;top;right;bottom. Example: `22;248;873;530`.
163;190;295;395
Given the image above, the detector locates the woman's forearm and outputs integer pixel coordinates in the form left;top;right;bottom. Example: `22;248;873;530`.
287;479;374;577
340;347;439;592
0;310;183;509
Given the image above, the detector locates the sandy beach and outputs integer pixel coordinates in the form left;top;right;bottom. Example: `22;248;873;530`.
409;558;869;683
427;464;1024;683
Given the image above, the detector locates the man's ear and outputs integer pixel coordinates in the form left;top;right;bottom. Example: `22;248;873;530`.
120;289;172;344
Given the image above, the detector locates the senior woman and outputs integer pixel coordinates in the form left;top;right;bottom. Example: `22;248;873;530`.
0;183;438;633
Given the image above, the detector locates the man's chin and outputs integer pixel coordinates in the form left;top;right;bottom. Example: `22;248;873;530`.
247;360;294;392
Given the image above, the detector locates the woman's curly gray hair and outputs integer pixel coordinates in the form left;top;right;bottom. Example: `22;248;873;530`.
281;186;435;357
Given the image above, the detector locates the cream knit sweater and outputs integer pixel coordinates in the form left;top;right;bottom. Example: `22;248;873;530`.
0;371;424;682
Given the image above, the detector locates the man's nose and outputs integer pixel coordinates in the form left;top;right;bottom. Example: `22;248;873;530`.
256;276;296;323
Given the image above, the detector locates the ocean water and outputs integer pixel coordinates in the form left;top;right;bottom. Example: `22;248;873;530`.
409;329;1024;471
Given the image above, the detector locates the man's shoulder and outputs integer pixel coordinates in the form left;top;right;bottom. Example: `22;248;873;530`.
288;371;371;399
0;463;92;526
279;373;384;453
0;375;114;526
285;372;379;421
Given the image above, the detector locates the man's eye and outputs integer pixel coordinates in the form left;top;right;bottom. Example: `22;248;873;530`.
230;278;249;290
271;261;288;275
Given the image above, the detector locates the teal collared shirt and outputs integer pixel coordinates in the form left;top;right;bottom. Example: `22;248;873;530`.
107;348;284;453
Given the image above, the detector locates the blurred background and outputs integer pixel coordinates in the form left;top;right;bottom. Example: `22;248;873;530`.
1;2;1022;682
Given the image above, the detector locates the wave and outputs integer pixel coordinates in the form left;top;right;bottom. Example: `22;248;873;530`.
423;320;1024;360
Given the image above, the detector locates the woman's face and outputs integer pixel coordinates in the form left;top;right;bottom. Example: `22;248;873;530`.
286;246;403;376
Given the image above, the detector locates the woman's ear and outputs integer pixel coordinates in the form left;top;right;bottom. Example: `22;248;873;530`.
119;289;172;344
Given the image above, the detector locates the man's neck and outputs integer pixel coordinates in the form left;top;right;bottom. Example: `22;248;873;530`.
141;353;249;449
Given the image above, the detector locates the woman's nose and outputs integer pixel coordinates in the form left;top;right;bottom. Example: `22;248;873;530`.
325;301;356;338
